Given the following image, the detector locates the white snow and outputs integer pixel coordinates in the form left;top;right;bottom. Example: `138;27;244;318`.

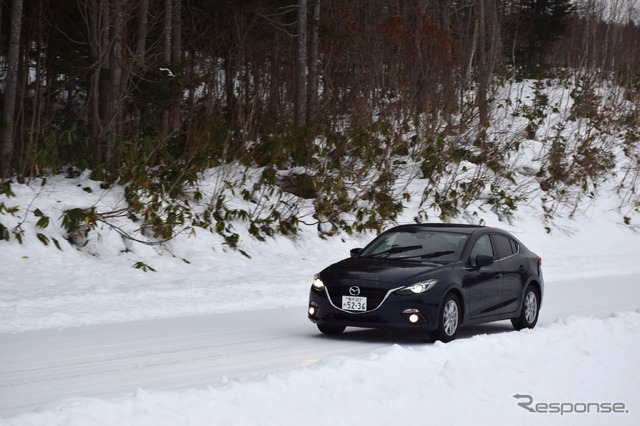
2;312;639;426
1;173;639;425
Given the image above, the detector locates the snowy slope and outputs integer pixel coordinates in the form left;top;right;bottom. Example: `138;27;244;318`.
1;172;639;334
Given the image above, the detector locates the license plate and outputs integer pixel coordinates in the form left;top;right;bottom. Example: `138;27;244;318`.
342;296;367;311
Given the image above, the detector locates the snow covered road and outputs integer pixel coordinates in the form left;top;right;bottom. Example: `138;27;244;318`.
0;307;381;416
2;273;639;419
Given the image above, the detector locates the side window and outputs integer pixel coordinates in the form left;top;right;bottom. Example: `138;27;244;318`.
493;234;515;260
469;234;494;265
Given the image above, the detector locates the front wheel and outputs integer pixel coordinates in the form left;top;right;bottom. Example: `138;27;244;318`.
317;324;346;335
430;293;461;343
511;285;540;330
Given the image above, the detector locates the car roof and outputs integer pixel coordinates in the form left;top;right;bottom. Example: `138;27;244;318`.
388;223;484;234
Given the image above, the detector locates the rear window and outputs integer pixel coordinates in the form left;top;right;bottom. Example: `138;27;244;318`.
493;234;517;260
509;238;519;254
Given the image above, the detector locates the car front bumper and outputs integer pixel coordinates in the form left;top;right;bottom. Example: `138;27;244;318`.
307;287;441;332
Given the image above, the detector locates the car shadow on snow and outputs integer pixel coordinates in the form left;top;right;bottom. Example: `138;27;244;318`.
311;321;515;345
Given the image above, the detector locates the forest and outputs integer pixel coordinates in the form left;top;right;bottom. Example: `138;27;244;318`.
1;0;639;248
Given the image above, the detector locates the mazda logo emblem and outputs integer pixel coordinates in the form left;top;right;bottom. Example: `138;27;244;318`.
349;286;361;296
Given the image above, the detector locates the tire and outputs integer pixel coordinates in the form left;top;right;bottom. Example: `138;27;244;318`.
511;285;540;330
317;324;346;335
430;293;461;343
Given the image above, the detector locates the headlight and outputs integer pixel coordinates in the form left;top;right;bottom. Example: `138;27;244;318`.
395;279;438;295
312;276;325;291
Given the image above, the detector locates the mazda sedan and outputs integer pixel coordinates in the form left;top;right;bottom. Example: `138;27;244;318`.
307;223;543;342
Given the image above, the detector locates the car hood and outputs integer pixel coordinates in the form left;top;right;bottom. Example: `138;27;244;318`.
320;257;448;288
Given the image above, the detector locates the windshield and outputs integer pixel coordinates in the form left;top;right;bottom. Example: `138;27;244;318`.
360;230;468;263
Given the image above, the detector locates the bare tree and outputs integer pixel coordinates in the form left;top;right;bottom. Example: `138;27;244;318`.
160;0;173;138
439;0;456;127
0;0;3;50
295;0;307;128
107;0;124;164
1;0;24;179
169;0;182;133
131;0;149;142
171;0;181;63
163;0;172;64
306;0;320;126
136;0;148;61
82;0;110;168
476;0;500;128
22;3;46;178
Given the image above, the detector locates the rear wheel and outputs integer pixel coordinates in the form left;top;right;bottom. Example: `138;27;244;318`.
430;293;461;343
511;285;540;330
317;324;346;335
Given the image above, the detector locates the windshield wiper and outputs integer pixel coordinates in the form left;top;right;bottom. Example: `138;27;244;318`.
367;245;423;258
421;250;455;259
394;250;456;261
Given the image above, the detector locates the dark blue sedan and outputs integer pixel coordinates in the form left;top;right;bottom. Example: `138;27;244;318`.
308;223;543;342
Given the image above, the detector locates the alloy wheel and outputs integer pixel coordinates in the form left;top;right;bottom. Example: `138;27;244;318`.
443;299;459;336
524;291;538;324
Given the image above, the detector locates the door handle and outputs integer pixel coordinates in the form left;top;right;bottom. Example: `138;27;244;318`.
495;273;503;279
519;265;527;273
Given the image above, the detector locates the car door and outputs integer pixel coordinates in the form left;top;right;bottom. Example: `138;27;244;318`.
461;233;504;320
492;233;522;315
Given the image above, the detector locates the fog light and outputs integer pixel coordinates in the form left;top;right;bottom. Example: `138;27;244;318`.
309;306;316;316
409;314;419;323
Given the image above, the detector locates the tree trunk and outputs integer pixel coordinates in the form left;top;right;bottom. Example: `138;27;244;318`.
161;0;172;138
0;0;3;53
439;0;455;127
477;0;488;127
87;1;101;169
108;0;124;164
1;0;24;179
97;0;111;168
171;0;181;64
169;0;182;133
163;0;172;64
477;0;499;129
26;7;46;179
224;49;236;120
294;0;307;128
415;1;427;114
306;0;320;127
136;0;148;61
132;0;149;145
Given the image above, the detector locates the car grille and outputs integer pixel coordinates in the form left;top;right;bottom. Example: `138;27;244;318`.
326;285;389;312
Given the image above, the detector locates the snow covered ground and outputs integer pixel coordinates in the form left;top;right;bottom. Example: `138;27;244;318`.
1;172;640;425
3;310;639;426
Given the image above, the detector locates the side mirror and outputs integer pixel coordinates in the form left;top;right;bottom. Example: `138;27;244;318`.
350;248;363;258
475;254;495;269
